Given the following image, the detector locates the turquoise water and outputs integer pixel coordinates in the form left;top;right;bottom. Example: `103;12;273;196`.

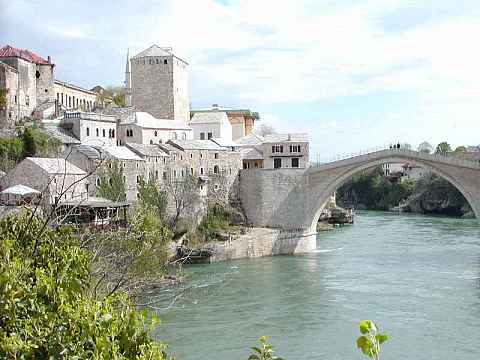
153;212;480;359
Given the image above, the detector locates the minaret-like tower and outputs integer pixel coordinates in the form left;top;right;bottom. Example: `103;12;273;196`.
124;49;132;107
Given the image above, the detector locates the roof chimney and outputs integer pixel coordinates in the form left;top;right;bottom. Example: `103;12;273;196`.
47;56;51;64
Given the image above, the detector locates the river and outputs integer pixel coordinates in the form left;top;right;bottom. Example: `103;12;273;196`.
153;211;480;359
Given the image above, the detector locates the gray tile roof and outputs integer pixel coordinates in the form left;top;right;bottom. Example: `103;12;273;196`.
235;133;264;146
39;126;80;145
26;157;86;175
190;111;229;124
263;133;309;143
132;45;173;59
125;143;169;158
240;147;264;160
168;139;225;151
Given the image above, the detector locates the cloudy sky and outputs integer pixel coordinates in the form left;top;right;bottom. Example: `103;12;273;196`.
1;0;479;157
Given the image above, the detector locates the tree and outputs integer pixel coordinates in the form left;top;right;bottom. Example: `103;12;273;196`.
114;92;126;107
254;124;277;137
435;142;452;155
164;174;201;231
454;145;467;154
0;212;169;359
22;127;36;158
97;161;126;201
82;206;172;299
418;141;433;154
138;177;168;222
356;320;388;360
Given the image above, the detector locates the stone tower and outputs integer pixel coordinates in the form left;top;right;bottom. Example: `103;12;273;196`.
124;49;132;107
130;45;189;121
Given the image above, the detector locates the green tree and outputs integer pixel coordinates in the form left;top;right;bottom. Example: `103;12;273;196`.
165;174;201;231
97;161;126;201
356;320;388;360
454;145;467;153
435;141;452;155
22;127;36;158
138;177;168;222
0;212;170;359
114;92;126;107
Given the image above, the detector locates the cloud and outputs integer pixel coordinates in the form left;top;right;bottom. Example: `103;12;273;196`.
1;0;479;155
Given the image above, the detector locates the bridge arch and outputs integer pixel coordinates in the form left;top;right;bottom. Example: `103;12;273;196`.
306;150;480;233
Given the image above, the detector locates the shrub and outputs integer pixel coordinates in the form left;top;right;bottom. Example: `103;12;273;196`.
0;213;170;359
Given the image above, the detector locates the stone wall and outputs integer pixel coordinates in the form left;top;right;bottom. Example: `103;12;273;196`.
0;62;19;126
209;227;316;261
35;64;54;105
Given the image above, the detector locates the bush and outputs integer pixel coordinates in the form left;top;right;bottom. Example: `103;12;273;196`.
0;213;169;359
198;204;231;241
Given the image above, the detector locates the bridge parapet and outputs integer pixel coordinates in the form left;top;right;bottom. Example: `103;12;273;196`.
311;148;480;172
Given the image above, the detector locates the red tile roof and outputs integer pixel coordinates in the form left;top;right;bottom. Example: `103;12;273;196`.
0;45;52;65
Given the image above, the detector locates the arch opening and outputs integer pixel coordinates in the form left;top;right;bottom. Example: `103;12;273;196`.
307;157;479;233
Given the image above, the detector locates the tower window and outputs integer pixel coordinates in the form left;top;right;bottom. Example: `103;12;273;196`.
213;165;219;174
156;59;159;64
35;70;40;78
164;59;168;65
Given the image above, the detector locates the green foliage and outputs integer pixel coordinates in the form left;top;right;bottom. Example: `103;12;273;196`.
98;161;126;202
85;205;173;298
114;92;126;107
356;320;388;360
435;141;452;155
454;145;467;153
337;167;415;211
198;204;231;241
0;213;169;359
138;177;168;222
22;127;36;157
248;336;284;360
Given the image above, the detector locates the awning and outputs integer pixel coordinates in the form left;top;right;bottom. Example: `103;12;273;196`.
1;184;41;196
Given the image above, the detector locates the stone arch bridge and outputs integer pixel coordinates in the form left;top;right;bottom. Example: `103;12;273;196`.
239;148;480;254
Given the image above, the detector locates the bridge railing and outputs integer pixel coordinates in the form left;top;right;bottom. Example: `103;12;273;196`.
311;146;480;168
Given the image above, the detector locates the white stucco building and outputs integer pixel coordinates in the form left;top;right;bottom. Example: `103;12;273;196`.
117;112;192;146
189;111;233;142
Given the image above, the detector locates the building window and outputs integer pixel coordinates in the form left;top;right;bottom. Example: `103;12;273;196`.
25;95;29;106
291;158;299;168
150;140;153;144
207;132;213;139
191;167;194;175
155;170;158;179
156;59;159;64
213;165;219;174
86;127;90;136
35;70;40;79
164;59;168;64
181;132;186;140
173;170;177;178
163;172;167;180
272;145;283;153
136;175;141;183
290;145;301;153
112;129;115;138
154;130;158;137
14;95;17;103
214;153;219;159
200;132;205;140
96;128;99;137
200;168;204;175
102;129;106;137
274;158;282;169
190;153;193;158
200;153;203;159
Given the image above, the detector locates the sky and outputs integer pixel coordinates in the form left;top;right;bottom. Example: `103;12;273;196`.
1;0;479;158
